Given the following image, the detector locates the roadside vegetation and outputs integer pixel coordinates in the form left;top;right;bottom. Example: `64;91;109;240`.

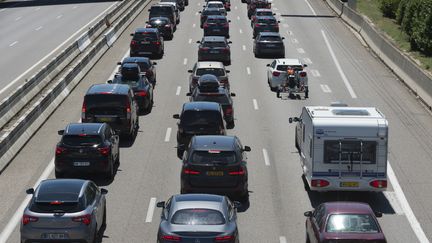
357;0;432;70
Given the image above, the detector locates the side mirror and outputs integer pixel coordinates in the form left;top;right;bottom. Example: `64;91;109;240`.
153;62;157;65
186;92;192;96
278;21;280;23
228;20;231;22
230;92;236;97
117;61;122;65
130;33;134;36
273;13;276;15
375;211;383;218
289;117;300;123
101;188;108;195
233;201;242;208
281;37;285;40
228;41;232;44
107;80;113;84
26;188;34;194
173;114;180;119
304;211;312;217
187;70;193;73
57;130;64;135
156;201;165;208
198;11;202;13
226;70;230;73
303;64;308;67
145;21;149;23
243;146;251;152
196;41;201;44
266;64;270;67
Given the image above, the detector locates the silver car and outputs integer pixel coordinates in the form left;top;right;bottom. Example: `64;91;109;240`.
20;179;107;243
156;194;240;243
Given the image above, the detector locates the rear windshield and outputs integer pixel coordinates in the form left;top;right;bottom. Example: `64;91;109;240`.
276;65;303;71
133;32;157;41
30;187;84;213
196;68;225;76
203;41;226;47
181;110;222;126
85;94;126;109
259;36;281;41
194;94;230;104
124;61;150;70
30;201;84;213
62;135;101;146
150;6;172;15
326;214;380;233
171;209;225;225
207;3;223;8
191;151;237;164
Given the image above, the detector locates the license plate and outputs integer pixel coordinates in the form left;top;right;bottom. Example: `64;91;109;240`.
340;181;359;187
209;51;219;54
97;117;113;122
42;233;67;239
207;171;224;176
213;29;221;32
139;51;152;54
74;162;90;167
141;41;150;44
266;44;276;47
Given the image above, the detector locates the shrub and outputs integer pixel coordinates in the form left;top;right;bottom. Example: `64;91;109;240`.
396;0;409;24
380;0;401;18
401;0;422;36
410;0;432;54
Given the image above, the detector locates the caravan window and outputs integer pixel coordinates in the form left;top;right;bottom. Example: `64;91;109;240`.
324;141;377;164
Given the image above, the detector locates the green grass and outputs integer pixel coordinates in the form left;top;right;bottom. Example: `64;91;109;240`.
357;0;432;70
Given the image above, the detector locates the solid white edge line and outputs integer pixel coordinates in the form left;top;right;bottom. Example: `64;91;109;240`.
321;30;357;98
0;1;118;96
164;128;172;142
262;149;270;166
387;162;430;243
188;38;192;44
253;99;259;110
176;86;181;96
304;0;317;16
279;236;287;243
108;48;130;80
145;197;157;223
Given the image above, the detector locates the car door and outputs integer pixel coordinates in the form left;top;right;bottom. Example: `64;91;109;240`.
310;205;325;243
106;127;119;161
84;184;99;228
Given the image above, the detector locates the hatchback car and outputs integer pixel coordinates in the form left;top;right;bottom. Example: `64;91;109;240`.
180;136;250;201
156;194;240;243
250;8;275;27
55;123;119;179
188;61;230;92
188;75;236;128
130;28;164;58
203;15;231;38
149;4;177;26
304;202;386;243
197;36;232;65
161;0;185;11
21;179;107;243
247;0;271;18
117;56;157;86
199;7;225;28
173;102;226;158
266;58;308;91
204;1;227;15
252;16;280;38
146;17;174;40
158;2;180;24
253;32;285;58
82;83;139;139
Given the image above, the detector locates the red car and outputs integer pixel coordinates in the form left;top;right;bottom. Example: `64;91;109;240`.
304;202;386;243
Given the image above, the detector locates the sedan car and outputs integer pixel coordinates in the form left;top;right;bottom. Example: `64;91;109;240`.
203;15;231;38
180;135;250;201
146;17;174;40
55;123;119;179
21;179;107;243
130;28;164;58
156;194;240;243
253;32;285;58
117;56;157;86
188;61;230;92
204;1;227;15
305;202;386;243
199;7;225;28
252;16;280;38
197;36;232;65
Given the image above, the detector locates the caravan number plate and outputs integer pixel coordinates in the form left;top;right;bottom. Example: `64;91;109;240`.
340;182;359;187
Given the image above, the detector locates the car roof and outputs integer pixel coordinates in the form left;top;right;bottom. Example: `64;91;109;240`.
135;27;158;33
191;135;236;151
159;2;176;7
202;36;226;42
86;84;130;95
258;32;281;37
152;4;174;8
196;61;225;69
207;1;224;3
36;179;88;201
172;194;225;212
275;58;303;65
323;202;374;215
183;101;221;111
64;123;104;135
122;56;150;64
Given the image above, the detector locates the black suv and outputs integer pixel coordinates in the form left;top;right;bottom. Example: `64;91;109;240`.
109;63;154;113
55;123;119;179
146;17;174;40
188;61;230;92
149;4;177;26
161;0;185;11
187;74;236;128
253;32;285;58
117;56;157;86
130;28;164;58
173;102;226;158
81;83;139;139
203;15;231;38
199;7;224;28
253;16;279;38
180;135;251;201
197;36;232;65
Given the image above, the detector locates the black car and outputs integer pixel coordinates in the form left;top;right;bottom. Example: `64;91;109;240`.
55;123;119;179
253;32;285;58
180;135;251;201
252;16;279;38
81;84;139;139
146;17;174;40
250;8;275;26
160;0;185;11
109;63;154;113
247;0;271;18
203;15;231;38
149;4;177;26
187;74;236;128
117;56;157;86
197;36;232;65
130;28;164;58
188;61;230;92
199;7;225;28
173;102;226;158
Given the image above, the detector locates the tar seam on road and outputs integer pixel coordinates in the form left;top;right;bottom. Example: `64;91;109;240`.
164;128;172;142
145;197;157;223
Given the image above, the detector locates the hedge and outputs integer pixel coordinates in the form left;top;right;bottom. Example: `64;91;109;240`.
380;0;400;18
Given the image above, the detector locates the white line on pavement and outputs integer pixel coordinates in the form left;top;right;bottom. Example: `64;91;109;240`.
321;30;357;98
35;26;43;31
297;48;305;54
262;149;270;166
287;30;293;35
192;23;196;28
176;86;181;96
310;69;321;77
34;7;40;11
303;57;312;64
195;11;198;15
15;16;21;21
234;6;237;10
237;16;240;20
239;29;243;34
0;9;5;12
283;23;289;28
320;84;332;93
246;67;251;75
145;197;157;223
291;38;298;44
9;41;18;47
383;191;404;215
242;45;246;51
72;6;78;9
387;162;430;243
279;236;287;243
273;7;279;11
56;15;63;19
183;58;188;65
197;2;201;6
164;128;172;142
253;99;259;110
188;38;192;44
304;0;317;16
108;48;129;80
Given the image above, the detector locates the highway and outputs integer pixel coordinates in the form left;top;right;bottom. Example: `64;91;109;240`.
0;0;119;100
1;0;432;242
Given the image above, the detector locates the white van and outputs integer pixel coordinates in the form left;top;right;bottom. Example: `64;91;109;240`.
290;104;388;192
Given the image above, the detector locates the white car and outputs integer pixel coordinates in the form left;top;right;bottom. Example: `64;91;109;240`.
204;1;227;15
266;58;308;91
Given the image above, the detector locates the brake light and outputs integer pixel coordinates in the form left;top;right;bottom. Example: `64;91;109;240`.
162;235;181;241
72;214;91;225
311;179;330;187
370;180;387;188
55;146;67;155
203;23;209;28
135;91;147;97
300;72;307;77
98;147;110;156
50;201;63;205
22;214;38;225
81;102;86;120
223;47;230;53
154;41;161;45
131;40;137;46
126;98;131;119
229;167;245;175
272;71;280;77
255;23;260;27
215;235;234;242
200;47;210;51
183;168;200;175
225;106;233;114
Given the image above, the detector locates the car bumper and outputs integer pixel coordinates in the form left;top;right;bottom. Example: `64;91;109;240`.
307;176;387;192
204;29;229;37
198;54;230;63
135;96;150;110
21;225;93;243
258;47;284;54
181;180;248;198
55;157;111;174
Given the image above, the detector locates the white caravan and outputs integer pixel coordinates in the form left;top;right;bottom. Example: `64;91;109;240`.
290;104;388;192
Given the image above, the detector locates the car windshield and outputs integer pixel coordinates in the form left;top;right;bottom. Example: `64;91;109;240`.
181;110;221;126
171;209;225;225
259;36;281;41
194;94;230;104
191;150;236;164
196;68;225;76
150;6;172;15
204;10;221;15
326;214;380;233
203;41;226;47
133;32;158;41
62;135;101;146
208;3;223;8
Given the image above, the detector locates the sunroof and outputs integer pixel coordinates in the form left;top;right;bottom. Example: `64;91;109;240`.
332;109;370;116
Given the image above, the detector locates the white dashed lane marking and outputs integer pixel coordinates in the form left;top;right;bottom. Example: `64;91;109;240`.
239;29;243;34
242;45;246;51
192;23;196;28
297;48;305;54
15;16;21;21
9;41;18;47
145;198;157;223
164;128;172;142
183;58;188;65
56;15;63;19
72;5;78;9
188;38;192;44
176;86;181;96
303;57;312;64
282;23;289;28
262;149;270;166
280;236;287;243
34;7;40;11
35;26;43;31
237;16;240;20
253;99;259;110
246;67;251;75
291;38;298;44
310;69;321;77
320;84;332;93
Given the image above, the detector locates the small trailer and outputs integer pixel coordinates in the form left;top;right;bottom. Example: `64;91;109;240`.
289;104;388;192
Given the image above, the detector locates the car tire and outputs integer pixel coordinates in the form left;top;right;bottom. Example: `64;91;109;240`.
305;87;309;99
115;149;120;165
55;170;65;178
239;191;249;203
180;188;187;194
92;224;98;243
306;232;311;243
295;130;300;153
227;120;235;129
177;147;184;159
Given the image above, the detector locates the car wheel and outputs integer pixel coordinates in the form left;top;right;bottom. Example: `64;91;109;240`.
295;130;300;152
239;191;249;203
55;170;65;178
227;120;235;129
146;97;153;113
177;147;184;159
305;87;309;99
180;188;187;194
92;224;98;243
115;149;120;165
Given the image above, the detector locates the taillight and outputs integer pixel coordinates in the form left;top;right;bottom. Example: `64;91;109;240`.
225;106;233;114
215;235;234;242
300;72;307;77
162;235;181;241
135;91;147;97
98;147;110;156
183;168;200;175
126;98;131;119
311;179;330;187
272;71;280;77
72;214;91;225
154;41;161;45
22;214;38;225
55;146;67;155
370;180;387;188
223;48;230;53
131;40;137;46
81;102;86;120
203;23;209;28
200;47;210;51
255;23;260;27
229;167;245;175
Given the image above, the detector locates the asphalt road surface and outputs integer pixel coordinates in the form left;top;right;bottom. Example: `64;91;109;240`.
1;0;432;242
